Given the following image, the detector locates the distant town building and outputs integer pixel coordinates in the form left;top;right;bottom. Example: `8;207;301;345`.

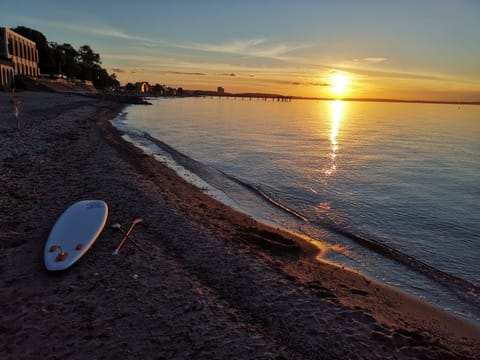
217;86;225;94
135;82;150;94
151;83;166;96
0;27;40;89
165;87;176;96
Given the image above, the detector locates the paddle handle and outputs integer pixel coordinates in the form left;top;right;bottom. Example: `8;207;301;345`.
113;224;136;254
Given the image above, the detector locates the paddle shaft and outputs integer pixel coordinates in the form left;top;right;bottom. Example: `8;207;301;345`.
115;226;144;251
113;219;143;255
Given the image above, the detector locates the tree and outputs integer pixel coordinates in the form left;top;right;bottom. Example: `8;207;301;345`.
78;45;101;67
92;67;119;89
12;26;121;90
53;43;79;78
125;83;136;92
77;45;102;81
108;73;120;89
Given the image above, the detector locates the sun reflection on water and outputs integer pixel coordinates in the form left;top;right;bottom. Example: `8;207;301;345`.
325;100;345;176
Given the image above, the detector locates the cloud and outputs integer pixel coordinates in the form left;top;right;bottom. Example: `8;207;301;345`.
176;38;311;61
329;57;478;84
63;24;162;44
182;38;265;54
108;65;207;76
327;59;466;83
13;16;160;44
104;54;161;62
165;71;207;76
265;79;330;87
363;57;387;63
306;81;330;87
103;53;294;75
335;65;450;81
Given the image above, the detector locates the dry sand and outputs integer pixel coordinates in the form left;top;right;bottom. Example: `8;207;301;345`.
1;92;479;359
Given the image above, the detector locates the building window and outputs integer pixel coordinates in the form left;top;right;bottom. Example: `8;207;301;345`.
7;37;13;56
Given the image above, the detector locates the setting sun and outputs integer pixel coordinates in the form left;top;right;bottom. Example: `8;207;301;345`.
330;74;349;96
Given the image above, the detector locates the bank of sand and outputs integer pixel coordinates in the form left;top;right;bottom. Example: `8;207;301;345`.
0;92;479;359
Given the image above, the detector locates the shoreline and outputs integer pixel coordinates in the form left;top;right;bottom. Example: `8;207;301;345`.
1;92;479;359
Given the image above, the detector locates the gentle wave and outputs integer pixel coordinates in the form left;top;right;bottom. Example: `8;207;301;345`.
318;222;479;305
140;131;478;307
143;132;307;220
217;170;309;222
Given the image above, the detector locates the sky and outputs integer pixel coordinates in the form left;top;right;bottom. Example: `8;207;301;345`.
2;0;480;101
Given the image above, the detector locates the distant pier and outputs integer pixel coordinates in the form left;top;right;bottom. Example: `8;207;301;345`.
193;91;292;102
214;94;292;102
130;88;294;102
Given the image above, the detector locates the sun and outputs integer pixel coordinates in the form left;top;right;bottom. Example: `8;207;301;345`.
330;74;349;96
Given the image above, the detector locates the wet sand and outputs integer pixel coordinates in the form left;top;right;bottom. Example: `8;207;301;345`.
1;92;479;359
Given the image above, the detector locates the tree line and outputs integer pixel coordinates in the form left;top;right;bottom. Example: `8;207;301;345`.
13;26;119;90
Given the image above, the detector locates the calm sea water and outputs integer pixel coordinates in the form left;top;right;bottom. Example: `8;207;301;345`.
113;97;480;323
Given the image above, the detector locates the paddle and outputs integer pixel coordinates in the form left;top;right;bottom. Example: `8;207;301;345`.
112;218;144;255
111;223;144;252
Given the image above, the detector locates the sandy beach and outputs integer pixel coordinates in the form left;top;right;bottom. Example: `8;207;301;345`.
1;92;479;359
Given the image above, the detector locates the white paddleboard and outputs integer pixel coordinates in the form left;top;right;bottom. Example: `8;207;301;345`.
44;200;108;271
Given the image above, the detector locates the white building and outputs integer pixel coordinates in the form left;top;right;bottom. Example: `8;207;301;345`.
0;57;14;89
0;27;40;89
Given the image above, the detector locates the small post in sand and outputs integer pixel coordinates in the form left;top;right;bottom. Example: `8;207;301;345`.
10;97;21;129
